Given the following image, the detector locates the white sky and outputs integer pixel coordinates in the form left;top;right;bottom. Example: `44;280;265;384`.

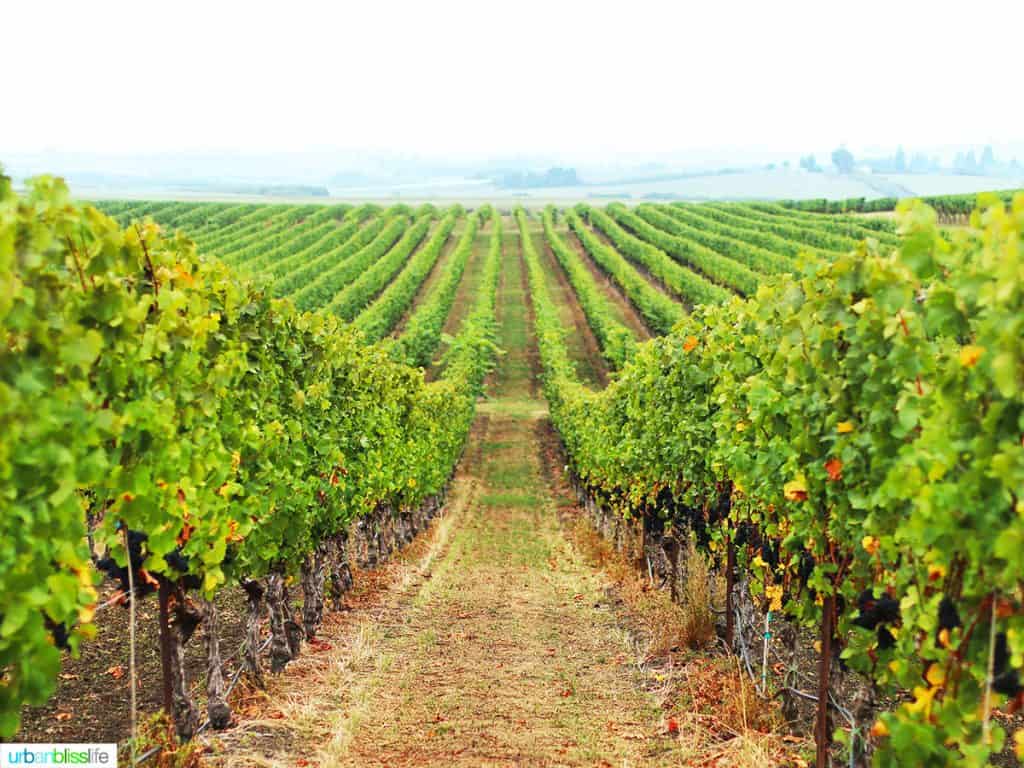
4;0;1022;157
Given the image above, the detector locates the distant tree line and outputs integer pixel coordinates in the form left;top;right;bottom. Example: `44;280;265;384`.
796;145;1020;177
864;146;941;174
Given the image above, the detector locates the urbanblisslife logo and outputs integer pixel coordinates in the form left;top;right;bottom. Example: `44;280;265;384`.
1;745;116;766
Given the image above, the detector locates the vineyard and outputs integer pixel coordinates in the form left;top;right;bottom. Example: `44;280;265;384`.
2;174;1022;767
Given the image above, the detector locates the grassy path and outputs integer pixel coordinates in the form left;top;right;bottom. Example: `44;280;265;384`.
341;224;665;766
221;219;674;767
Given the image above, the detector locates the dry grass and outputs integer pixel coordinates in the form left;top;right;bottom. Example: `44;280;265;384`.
332;409;671;766
566;520;717;655
562;515;810;767
128;713;205;768
203;462;480;768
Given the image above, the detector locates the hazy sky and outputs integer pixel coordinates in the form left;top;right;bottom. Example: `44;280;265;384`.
5;0;1022;157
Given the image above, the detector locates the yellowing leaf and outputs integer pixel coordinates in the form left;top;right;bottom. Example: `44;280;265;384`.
1013;729;1024;759
735;421;748;432
925;663;946;687
682;335;699;353
76;566;94;589
927;563;946;582
174;264;194;285
837;421;855;434
784;475;808;502
906;685;937;716
870;719;890;738
959;345;985;368
765;584;783;612
862;536;880;556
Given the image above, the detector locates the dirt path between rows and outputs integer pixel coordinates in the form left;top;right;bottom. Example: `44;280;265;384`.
217;215;678;767
533;224;609;388
581;217;687;311
560;226;652;342
426;223;490;378
391;219;464;337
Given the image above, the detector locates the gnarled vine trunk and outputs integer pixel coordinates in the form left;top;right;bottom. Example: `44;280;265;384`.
282;583;304;657
266;571;293;673
156;580;201;741
240;579;265;688
301;541;329;639
200;597;232;729
328;533;354;610
168;590;201;741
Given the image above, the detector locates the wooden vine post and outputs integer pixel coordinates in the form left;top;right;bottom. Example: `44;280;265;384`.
157;580;175;719
725;535;736;648
815;593;836;768
723;486;736;649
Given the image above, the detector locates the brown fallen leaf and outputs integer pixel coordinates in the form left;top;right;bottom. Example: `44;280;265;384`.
106;665;125;680
55;712;73;722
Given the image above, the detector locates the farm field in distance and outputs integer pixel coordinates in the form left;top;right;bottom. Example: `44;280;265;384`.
4;179;1023;768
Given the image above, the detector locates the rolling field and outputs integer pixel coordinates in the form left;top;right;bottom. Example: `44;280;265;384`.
4;182;1023;767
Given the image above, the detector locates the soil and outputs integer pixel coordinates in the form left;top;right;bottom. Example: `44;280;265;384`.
17;582;249;745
